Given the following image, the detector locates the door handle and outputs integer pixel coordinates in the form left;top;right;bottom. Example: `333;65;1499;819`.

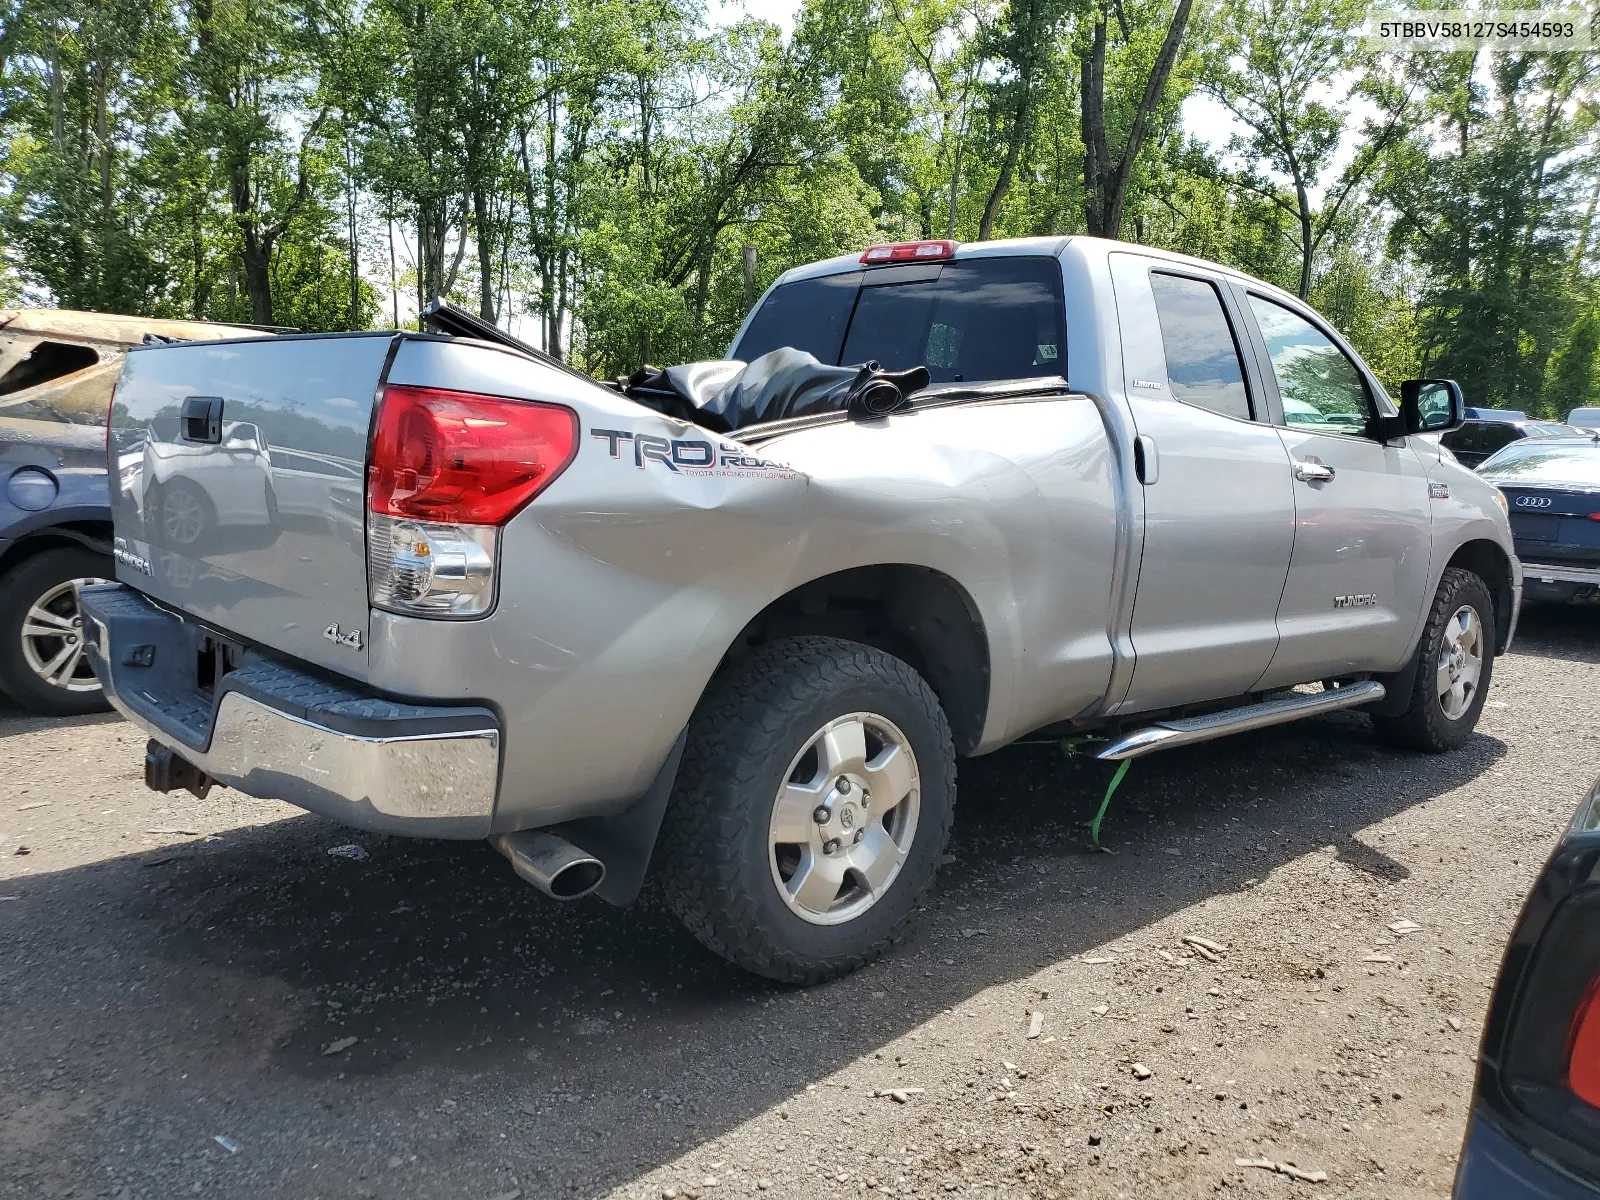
1135;434;1159;485
180;395;224;444
1292;458;1335;484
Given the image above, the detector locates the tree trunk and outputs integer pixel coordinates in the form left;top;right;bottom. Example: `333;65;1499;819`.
1101;0;1193;236
1081;0;1192;238
1573;174;1600;272
1294;176;1313;298
240;237;274;326
473;187;496;321
979;0;1043;241
1080;17;1108;233
344;137;359;329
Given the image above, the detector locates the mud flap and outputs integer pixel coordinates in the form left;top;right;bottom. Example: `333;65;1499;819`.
556;730;688;907
1367;650;1422;718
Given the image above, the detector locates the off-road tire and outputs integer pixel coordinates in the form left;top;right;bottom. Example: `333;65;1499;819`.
658;636;956;984
1371;567;1494;752
0;548;114;717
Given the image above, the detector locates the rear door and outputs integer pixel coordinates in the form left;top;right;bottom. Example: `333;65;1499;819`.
1235;291;1434;685
110;333;396;678
1108;254;1297;712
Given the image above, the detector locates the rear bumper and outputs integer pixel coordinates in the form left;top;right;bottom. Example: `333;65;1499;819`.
1521;561;1600;588
79;583;501;838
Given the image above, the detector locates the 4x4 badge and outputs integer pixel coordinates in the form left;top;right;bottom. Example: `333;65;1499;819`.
323;623;362;650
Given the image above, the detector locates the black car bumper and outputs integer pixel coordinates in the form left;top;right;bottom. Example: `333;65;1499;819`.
1456;1112;1600;1199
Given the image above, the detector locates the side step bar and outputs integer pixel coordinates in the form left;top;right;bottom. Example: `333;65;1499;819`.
1096;680;1386;762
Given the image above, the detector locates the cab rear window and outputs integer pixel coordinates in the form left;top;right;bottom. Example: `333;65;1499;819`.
733;256;1065;386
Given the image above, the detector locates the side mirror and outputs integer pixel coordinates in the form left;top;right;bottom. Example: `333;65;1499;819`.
1400;378;1465;435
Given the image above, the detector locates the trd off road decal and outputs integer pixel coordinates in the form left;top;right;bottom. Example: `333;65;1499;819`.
590;428;803;480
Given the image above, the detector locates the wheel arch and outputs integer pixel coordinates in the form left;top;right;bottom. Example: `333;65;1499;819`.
0;520;114;577
1445;538;1515;654
718;564;992;756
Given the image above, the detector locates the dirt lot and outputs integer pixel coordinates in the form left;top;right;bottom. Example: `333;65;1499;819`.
1;605;1597;1200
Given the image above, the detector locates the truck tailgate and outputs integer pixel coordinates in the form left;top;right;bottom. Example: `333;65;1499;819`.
110;333;395;679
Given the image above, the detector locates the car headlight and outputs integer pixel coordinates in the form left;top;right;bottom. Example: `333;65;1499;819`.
1491;488;1508;515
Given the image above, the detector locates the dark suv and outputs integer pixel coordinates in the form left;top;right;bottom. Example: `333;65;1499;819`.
0;309;261;714
1442;413;1586;468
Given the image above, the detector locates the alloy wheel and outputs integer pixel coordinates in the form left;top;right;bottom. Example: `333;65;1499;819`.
20;578;106;694
767;711;921;926
1436;604;1484;721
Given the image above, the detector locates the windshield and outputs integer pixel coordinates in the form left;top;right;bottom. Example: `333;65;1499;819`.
1479;440;1600;488
732;256;1066;386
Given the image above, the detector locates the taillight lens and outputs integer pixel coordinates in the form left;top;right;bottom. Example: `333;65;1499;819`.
366;384;577;619
1570;978;1600;1106
368;384;578;525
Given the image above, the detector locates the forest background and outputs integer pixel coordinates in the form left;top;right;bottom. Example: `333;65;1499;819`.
1;0;1597;412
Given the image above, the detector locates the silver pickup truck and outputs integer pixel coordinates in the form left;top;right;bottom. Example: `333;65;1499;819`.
82;236;1519;983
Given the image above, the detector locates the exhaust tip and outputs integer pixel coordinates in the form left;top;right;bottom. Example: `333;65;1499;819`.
548;858;605;900
491;830;605;901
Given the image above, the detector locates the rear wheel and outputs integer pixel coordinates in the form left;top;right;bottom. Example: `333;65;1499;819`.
1371;566;1494;752
659;637;956;984
158;481;211;546
0;548;113;716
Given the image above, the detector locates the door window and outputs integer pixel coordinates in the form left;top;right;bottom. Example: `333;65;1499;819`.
1149;273;1252;420
1479;423;1521;455
1247;295;1372;436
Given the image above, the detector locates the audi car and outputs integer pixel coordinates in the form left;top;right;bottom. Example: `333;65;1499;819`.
1479;435;1600;605
1454;776;1600;1198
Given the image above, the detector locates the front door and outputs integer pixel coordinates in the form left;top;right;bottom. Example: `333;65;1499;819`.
1109;254;1298;713
1237;291;1434;687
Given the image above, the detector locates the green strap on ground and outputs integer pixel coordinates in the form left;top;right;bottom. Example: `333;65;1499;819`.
1056;736;1132;847
1089;759;1131;847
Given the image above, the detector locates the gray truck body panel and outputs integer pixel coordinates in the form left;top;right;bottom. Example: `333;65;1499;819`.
91;237;1519;839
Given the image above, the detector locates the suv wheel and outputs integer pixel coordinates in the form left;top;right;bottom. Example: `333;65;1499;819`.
0;548;114;717
1371;566;1494;752
659;637;956;984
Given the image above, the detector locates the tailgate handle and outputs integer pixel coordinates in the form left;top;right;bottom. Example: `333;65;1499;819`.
181;395;224;444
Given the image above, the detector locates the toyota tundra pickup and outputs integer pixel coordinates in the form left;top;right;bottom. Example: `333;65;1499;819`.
82;236;1520;983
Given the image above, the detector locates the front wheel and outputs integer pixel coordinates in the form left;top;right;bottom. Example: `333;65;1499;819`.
1371;566;1494;752
658;637;956;984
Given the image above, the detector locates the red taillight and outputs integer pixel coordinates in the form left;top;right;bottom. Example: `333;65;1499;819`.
1568;976;1600;1106
1588;513;1600;522
368;384;578;526
859;239;956;265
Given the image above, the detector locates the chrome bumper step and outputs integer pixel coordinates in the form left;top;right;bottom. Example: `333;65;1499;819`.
1096;680;1387;762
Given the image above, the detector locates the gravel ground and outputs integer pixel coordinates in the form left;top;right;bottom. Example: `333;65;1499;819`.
1;604;1597;1200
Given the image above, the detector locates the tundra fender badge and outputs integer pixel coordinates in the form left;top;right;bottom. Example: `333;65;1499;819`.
323;623;362;650
1333;594;1378;609
113;536;154;577
1429;482;1450;500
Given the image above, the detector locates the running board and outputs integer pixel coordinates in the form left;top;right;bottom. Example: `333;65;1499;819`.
1096;681;1387;762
